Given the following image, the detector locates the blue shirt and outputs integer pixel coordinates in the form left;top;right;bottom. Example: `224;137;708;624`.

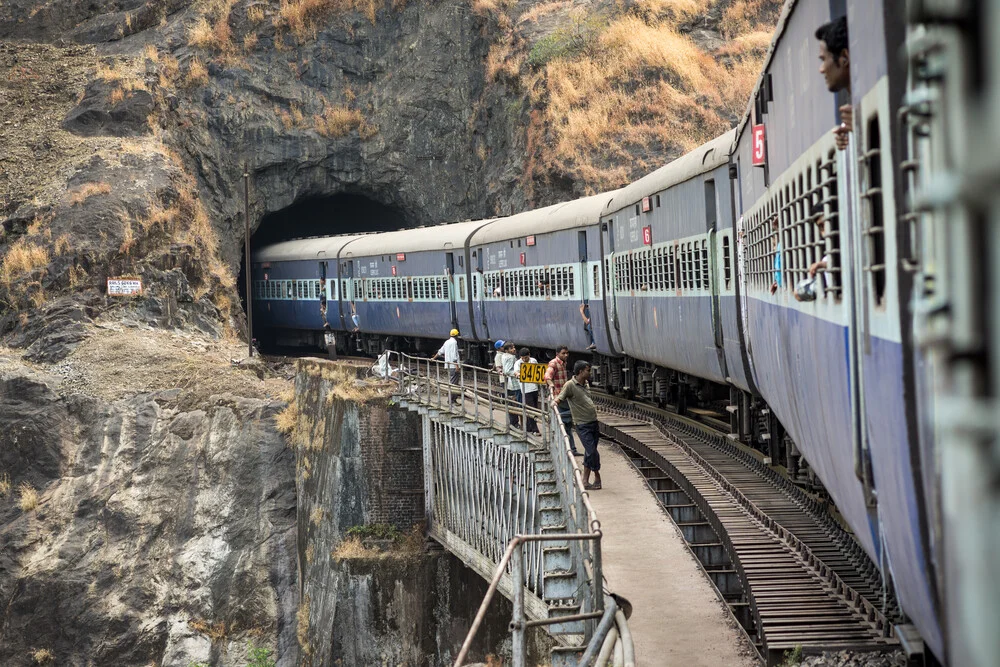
773;242;782;286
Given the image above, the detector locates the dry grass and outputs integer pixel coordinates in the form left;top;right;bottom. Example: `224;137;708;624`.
31;649;54;664
0;473;10;497
276;0;379;43
331;536;381;559
54;234;72;256
109;87;126;105
68;181;112;206
247;4;266;22
18;483;38;512
185;58;210;87
188;0;237;52
0;238;49;287
243;31;259;51
312;104;364;137
143;44;160;63
720;0;782;39
274;402;299;436
309;507;325;527
95;59;146;92
188;619;229;641
517;3;775;192
297;596;311;656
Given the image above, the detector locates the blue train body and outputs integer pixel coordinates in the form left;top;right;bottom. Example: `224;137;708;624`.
251;0;944;659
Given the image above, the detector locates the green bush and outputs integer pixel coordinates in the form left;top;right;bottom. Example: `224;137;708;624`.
527;13;607;68
346;523;401;541
246;646;275;667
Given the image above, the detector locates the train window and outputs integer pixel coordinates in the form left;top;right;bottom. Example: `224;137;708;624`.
442;278;449;299
723;235;732;290
655;194;661;208
634;204;640;216
864;115;886;307
567;266;575;297
287;282;294;299
701;239;709;290
593;265;601;298
459;276;466;300
458;255;464;268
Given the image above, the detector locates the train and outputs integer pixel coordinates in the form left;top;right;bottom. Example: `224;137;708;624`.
251;0;959;662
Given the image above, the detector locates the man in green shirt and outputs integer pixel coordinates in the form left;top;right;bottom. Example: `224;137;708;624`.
552;360;602;490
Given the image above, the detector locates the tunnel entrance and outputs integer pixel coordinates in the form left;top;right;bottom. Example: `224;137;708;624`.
237;192;414;354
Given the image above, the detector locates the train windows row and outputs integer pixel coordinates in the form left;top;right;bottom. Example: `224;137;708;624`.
611;238;711;294
254;279;332;300
482;266;576;299
352;276;453;301
744;149;842;300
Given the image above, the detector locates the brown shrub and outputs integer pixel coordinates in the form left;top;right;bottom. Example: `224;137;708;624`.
109;87;126;105
0;472;10;497
243;31;259;51
68;182;112;206
18;483;38;512
0;239;49;287
247;4;266;22
313;105;363;137
31;649;54;664
186;58;209;87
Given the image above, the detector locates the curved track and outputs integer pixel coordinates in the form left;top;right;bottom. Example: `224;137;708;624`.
595;396;898;664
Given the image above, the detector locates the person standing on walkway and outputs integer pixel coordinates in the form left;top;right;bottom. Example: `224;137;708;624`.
501;342;521;428
513;347;541;435
552;360;602;490
431;328;462;405
545;345;580;455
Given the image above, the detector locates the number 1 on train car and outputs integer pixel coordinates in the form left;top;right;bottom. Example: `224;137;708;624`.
518;363;548;384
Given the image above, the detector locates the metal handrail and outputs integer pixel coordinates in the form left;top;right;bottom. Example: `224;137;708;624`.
384;349;630;666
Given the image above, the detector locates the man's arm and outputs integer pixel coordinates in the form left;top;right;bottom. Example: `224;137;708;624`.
553;381;573;405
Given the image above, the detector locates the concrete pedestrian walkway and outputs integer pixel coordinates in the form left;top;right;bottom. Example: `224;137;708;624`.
583;442;759;667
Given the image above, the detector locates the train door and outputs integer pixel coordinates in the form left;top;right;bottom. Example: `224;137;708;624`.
705;178;727;377
473;248;489;339
601;220;624;353
342;260;355;330
319;260;329;328
445;252;459;331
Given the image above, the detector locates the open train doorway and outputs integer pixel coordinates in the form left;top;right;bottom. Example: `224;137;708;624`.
237;192;412;354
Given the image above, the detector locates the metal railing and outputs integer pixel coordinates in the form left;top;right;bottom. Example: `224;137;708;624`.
386;351;634;666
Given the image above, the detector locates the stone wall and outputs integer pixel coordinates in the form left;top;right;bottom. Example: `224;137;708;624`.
292;359;552;665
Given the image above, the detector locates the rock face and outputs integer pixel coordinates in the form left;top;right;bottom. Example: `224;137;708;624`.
0;363;298;667
290;360;553;665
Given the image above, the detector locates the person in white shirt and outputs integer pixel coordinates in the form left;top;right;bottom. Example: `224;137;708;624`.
431;328;462;405
501;342;521;428
513;347;540;434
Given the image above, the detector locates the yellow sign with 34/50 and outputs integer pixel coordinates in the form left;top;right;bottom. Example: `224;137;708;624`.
518;363;548;384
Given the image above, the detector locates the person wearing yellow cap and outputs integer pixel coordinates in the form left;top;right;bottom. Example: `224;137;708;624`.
432;328;462;405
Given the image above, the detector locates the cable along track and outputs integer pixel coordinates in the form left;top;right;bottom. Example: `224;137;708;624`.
596;400;897;665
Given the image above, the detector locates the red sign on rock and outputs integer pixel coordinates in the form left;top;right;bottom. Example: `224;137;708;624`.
642;226;652;246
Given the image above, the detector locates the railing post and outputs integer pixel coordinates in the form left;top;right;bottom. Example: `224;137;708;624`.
511;541;526;667
473;368;479;422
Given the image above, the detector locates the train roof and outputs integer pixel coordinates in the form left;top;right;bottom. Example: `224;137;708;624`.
340;219;489;257
252;234;367;262
469;191;620;246
601;129;736;217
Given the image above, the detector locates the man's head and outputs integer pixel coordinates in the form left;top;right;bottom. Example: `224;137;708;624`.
494;340;505;350
519;347;530;360
450;328;459;338
572;360;591;382
506;343;517;354
810;202;826;236
816;17;849;93
557;345;570;362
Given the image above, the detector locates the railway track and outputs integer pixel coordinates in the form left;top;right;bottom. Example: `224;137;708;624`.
595;396;899;665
